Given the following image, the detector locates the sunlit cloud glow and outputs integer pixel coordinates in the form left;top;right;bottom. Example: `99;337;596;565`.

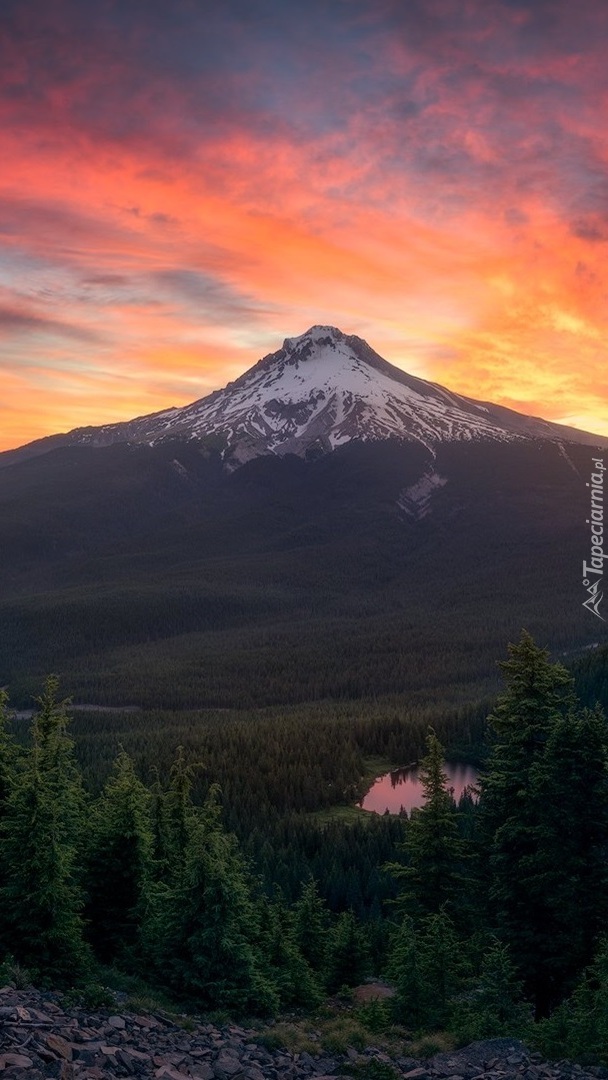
1;0;608;450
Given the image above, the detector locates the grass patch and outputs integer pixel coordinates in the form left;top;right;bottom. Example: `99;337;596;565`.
319;1016;370;1054
258;1001;415;1059
409;1032;455;1058
310;755;398;824
258;1023;320;1055
347;1061;401;1080
310;804;372;825
0;956;32;990
94;966;195;1024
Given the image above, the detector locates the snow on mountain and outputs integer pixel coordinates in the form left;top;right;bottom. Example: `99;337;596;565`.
6;326;607;469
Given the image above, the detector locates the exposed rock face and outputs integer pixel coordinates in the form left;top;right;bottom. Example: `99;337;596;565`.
0;988;604;1080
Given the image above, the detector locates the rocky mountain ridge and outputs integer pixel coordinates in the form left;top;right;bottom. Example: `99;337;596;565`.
0;987;604;1080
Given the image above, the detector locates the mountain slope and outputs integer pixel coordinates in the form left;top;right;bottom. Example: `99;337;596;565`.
2;325;606;469
0;435;605;708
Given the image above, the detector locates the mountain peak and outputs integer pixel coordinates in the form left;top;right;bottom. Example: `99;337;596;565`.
2;326;606;471
283;325;345;351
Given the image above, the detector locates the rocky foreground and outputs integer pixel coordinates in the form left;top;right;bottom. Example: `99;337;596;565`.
0;987;605;1080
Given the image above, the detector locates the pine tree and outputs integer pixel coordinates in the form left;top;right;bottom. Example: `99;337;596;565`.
147;785;278;1014
479;633;608;1014
0;688;18;957
163;746;201;871
388;909;460;1030
149;766;171;874
0;677;91;983
416;909;461;1029
481;630;608;1010
293;879;330;982
524;706;608;1004
0;689;18;812
535;936;608;1066
451;938;532;1042
327;910;371;992
388;730;466;921
261;893;323;1009
480;631;575;841
387;915;425;1027
85;749;153;963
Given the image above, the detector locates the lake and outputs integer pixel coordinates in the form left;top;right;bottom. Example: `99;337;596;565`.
358;761;479;815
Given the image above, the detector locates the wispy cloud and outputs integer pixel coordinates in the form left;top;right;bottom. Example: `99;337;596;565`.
0;303;103;343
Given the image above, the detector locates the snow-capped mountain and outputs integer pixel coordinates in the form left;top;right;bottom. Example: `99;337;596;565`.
1;326;606;695
4;326;606;469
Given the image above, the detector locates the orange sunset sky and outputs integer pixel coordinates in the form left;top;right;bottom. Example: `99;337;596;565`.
1;0;608;452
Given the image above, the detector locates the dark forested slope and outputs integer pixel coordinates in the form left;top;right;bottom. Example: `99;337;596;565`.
0;436;604;707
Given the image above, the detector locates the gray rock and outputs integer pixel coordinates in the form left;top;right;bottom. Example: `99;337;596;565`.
0;984;604;1080
190;1065;216;1080
115;1049;137;1073
313;1059;338;1075
298;1053;318;1069
46;1033;74;1060
213;1050;244;1079
1;1070;45;1080
108;1017;126;1031
73;1048;103;1066
0;1006;19;1020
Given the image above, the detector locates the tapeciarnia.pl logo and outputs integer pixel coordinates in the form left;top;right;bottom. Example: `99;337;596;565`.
582;456;605;621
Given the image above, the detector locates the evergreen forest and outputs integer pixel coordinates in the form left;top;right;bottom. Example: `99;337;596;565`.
1;634;608;1064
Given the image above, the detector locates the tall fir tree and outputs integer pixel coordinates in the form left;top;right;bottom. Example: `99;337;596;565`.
388;730;467;922
480;631;575;840
524;706;608;1004
293;879;331;983
145;784;278;1014
387;915;425;1028
479;632;608;1014
451;937;532;1042
260;892;323;1009
415;909;461;1029
327;910;371;992
0;689;18;812
535;935;608;1066
0;688;19;955
388;909;460;1030
85;749;153;963
162;746;201;872
0;677;90;983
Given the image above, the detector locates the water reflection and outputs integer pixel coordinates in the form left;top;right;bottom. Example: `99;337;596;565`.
358;761;479;816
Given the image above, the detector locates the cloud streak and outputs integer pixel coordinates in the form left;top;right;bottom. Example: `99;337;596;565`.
0;304;102;343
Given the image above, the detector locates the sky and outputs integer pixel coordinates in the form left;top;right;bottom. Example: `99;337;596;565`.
1;0;608;452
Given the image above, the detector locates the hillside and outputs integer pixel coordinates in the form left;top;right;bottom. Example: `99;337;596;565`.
0;436;605;708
